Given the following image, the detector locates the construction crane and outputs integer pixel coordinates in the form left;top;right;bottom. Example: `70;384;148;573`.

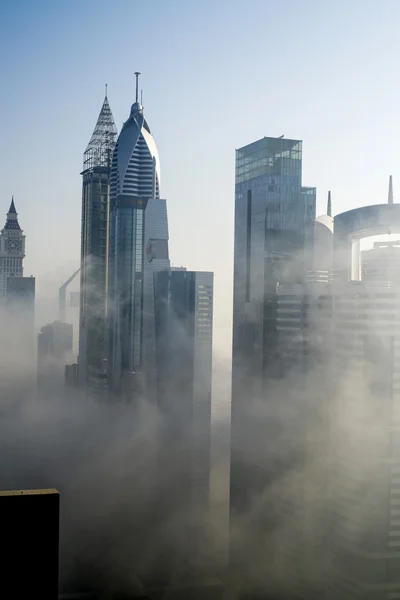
59;268;80;322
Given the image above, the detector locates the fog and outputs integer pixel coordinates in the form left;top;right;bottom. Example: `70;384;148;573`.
0;277;393;600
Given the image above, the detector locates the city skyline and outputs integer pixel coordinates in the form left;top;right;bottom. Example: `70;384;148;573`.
4;2;400;598
4;0;400;363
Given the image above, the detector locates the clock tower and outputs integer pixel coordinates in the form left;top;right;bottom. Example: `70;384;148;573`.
0;198;26;296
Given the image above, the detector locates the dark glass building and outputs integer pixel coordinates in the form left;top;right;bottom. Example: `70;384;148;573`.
78;94;117;391
230;136;316;598
153;269;213;580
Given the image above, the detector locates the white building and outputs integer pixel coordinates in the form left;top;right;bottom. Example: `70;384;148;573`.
107;77;169;398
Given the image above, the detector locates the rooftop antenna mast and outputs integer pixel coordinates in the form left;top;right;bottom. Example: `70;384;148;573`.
389;175;394;205
327;190;332;217
134;72;141;104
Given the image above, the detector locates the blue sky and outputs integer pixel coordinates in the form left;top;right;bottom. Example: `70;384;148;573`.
2;0;400;354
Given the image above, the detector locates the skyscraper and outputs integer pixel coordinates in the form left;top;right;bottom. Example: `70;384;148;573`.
0;198;25;297
230;136;316;597
78;92;117;391
327;201;400;599
107;75;169;398
154;269;213;575
5;276;36;381
232;137;316;397
38;321;73;394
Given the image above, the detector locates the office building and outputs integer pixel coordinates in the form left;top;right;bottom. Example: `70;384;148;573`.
153;269;213;579
232;136;316;395
361;240;400;285
107;75;169;398
4;275;36;373
78;92;117;390
0;197;25;296
65;362;79;389
0;488;59;598
141;197;170;402
229;136;316;597
327;201;400;599
38;321;73;393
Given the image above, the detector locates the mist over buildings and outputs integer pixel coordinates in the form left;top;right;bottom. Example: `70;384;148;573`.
2;66;400;600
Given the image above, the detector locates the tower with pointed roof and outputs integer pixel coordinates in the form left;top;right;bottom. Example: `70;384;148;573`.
107;74;169;397
0;198;26;296
78;91;117;390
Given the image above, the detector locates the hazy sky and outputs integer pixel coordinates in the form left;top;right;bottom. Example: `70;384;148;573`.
2;0;400;355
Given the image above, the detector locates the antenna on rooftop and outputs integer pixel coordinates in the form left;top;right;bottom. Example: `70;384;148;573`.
134;72;141;104
389;175;394;204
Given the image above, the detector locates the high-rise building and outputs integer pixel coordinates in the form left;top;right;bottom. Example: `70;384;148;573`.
141;198;170;402
230;136;316;598
78;92;117;391
0;198;25;296
107;75;169;398
6;275;35;346
232;136;316;397
327;201;400;599
153;269;213;577
38;321;73;393
0;276;36;397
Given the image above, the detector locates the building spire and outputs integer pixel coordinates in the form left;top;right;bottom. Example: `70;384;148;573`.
4;197;21;230
8;196;16;214
327;190;332;217
389;175;394;204
83;94;118;170
134;72;140;104
105;83;108;98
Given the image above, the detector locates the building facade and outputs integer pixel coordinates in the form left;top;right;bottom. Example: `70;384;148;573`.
5;276;36;377
232;136;316;397
107;82;169;398
38;321;73;394
78;94;117;391
361;241;400;285
0;198;25;297
327;203;400;599
230;136;316;598
153;269;213;580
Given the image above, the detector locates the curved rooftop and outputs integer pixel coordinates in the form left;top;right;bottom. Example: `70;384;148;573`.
110;99;160;200
334;203;400;280
315;214;334;233
334;204;400;240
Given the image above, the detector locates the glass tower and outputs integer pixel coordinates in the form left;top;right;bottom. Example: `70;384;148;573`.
78;94;117;391
232;136;316;395
107;90;163;397
230;136;316;597
153;269;213;578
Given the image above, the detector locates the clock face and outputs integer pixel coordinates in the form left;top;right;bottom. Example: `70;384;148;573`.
7;240;19;252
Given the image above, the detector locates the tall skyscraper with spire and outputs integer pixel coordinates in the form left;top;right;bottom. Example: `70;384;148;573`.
78;91;117;392
107;74;169;398
0;198;25;297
